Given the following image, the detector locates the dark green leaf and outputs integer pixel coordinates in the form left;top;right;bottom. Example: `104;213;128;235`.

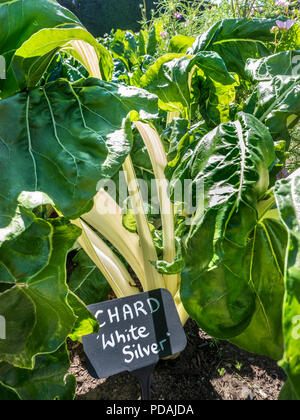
279;380;299;401
275;169;300;399
0;78;158;227
0;216;80;368
0;344;76;400
246;50;300;81
140;52;236;117
245;75;300;140
188;18;277;79
181;113;276;340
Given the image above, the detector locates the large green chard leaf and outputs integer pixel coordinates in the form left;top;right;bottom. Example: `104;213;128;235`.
0;0;113;97
0;78;158;227
44;53;89;84
245;75;300;141
229;214;286;360
0;0;79;56
180;113;282;345
139;52;236;118
197;74;238;126
275;169;300;399
188;18;277;79
246;50;300;81
0;193;98;398
0;344;76;400
0;216;80;368
10;26;113;92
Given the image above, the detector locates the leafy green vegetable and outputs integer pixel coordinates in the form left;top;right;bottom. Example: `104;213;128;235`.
0;216;80;369
246;50;300;81
0;344;76;401
188;18;277;78
169;35;196;54
245;75;300;140
275;169;300;399
0;78;158;227
279;380;299;401
0;0;113;97
180;113;276;339
140;51;236;119
1;5;300;399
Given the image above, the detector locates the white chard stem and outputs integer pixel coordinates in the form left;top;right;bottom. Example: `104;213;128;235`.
123;155;165;291
81;189;147;289
135;121;179;296
73;219;139;298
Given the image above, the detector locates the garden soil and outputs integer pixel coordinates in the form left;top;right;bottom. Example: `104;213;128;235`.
68;319;285;400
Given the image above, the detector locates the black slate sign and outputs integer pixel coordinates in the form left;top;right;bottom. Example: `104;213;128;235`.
82;289;187;379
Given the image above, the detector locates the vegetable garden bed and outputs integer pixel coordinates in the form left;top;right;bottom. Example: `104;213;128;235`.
71;320;286;400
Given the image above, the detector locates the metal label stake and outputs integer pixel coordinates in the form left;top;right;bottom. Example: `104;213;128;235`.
132;364;156;400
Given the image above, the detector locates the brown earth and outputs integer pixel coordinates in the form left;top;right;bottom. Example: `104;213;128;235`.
68;319;285;401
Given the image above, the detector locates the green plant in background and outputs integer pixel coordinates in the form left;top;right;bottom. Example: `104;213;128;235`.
141;0;300;50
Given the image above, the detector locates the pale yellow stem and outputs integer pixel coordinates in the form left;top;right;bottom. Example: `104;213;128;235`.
73;219;139;298
71;40;102;79
123;155;165;291
174;290;189;326
135;121;179;296
81;189;146;289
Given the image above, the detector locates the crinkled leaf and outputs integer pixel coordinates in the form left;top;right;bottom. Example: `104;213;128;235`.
245;75;300;140
188;18;277;79
147;23;164;56
181;113;276;339
44;53;88;84
108;29;139;70
198;75;238;126
275;169;300;399
0;217;80;369
246;50;300;81
166;120;209;182
140;52;236;117
0;78;158;227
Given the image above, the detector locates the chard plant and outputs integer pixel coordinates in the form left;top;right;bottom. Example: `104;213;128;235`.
0;0;300;401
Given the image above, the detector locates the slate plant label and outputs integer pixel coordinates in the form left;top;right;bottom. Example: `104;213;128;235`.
82;289;187;379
